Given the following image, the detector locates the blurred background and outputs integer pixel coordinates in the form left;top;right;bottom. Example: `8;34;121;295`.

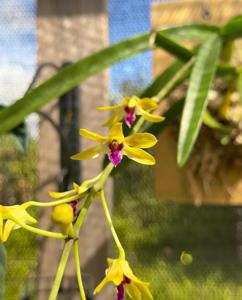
1;0;242;299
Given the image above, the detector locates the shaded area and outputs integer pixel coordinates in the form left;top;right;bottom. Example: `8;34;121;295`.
114;163;242;299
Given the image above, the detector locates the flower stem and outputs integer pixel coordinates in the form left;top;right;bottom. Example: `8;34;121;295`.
99;189;125;259
23;194;83;209
48;239;73;300
13;219;66;240
73;240;86;300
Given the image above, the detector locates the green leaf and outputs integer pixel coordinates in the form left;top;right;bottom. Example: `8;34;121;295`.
177;34;222;167
0;244;6;300
0;33;152;134
147;99;184;136
221;15;242;39
163;23;220;41
141;60;186;98
0;105;28;152
154;32;193;61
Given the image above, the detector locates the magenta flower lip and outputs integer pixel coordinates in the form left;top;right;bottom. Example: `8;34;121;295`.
124;106;136;128
116;276;131;300
108;140;124;166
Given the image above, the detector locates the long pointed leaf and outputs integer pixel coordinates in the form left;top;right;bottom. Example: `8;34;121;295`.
0;245;6;300
177;34;222;167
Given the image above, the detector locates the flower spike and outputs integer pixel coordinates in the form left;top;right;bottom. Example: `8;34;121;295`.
71;123;157;166
98;96;165;128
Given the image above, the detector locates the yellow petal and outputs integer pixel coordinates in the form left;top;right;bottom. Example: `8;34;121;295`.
137;98;158;110
79;129;107;142
8;206;37;225
97;104;124;111
109;123;124;142
49;190;75;199
126;283;142;300
0;218;3;242
2;220;16;242
123;146;155;165
136;282;153;300
127;96;138;108
94;259;123;294
73;182;87;194
102;111;123;127
71;145;104;160
124;133;157;149
138;107;165;123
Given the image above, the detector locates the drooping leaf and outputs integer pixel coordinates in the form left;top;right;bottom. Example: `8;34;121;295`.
0;22;237;134
177;34;222;167
221;15;242;39
0;244;6;300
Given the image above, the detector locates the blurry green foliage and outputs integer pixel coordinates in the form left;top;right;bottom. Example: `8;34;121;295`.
0;135;38;300
114;163;242;300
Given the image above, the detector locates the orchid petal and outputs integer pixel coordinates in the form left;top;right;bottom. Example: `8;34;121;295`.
137;98;158;110
73;182;87;194
71;145;104;160
123;146;155;165
102;111;123;127
136;282;153;300
79;128;107;142
2;220;16;242
124;133;157;148
126;283;142;300
138;107;165;123
109;123;124;142
49;190;75;199
97;104;124;111
127;96;138;108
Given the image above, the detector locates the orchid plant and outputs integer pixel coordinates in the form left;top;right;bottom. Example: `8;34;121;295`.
0;14;242;300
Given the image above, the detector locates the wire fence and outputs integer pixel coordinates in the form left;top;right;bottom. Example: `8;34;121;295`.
1;0;242;299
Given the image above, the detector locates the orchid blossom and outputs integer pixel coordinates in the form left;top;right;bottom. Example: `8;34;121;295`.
97;96;164;128
0;204;37;242
94;258;153;300
71;122;157;166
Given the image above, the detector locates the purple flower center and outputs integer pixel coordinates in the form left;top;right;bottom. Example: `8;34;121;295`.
108;139;124;166
116;276;131;300
124;106;136;128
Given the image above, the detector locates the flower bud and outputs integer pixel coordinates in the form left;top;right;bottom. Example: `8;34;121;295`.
51;204;74;234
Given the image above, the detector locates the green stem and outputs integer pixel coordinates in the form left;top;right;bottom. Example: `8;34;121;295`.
100;190;125;259
73;240;86;300
93;163;113;192
13;219;66;240
48;239;73;300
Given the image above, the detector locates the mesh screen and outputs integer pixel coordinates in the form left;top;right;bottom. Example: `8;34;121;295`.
0;1;38;299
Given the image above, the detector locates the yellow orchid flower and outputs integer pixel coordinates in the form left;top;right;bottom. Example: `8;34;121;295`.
71;122;157;166
94;258;153;300
0;204;37;242
97;96;164;128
